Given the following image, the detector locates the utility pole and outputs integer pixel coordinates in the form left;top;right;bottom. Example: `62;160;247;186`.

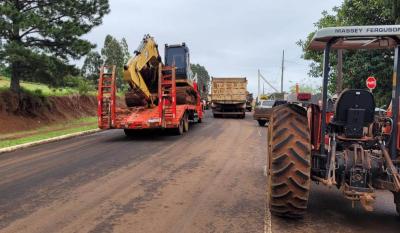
258;69;261;99
263;83;265;95
336;49;343;94
281;50;285;93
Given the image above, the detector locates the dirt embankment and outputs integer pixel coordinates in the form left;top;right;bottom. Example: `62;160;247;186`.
0;91;97;134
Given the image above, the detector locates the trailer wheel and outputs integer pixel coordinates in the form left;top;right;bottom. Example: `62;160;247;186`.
393;192;400;215
174;119;184;135
258;120;267;126
124;129;137;137
268;104;311;218
183;113;189;132
240;112;246;119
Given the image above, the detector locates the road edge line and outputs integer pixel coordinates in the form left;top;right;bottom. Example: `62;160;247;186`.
265;179;273;233
0;129;101;154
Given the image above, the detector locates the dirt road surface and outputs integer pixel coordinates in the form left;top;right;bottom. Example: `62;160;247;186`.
1;112;400;233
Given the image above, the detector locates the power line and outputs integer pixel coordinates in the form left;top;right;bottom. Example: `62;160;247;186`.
258;69;279;96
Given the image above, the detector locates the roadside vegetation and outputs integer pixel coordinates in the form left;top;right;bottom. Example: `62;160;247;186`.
0;76;95;96
0;1;211;97
0;117;97;149
0;1;107;147
0;1;210;148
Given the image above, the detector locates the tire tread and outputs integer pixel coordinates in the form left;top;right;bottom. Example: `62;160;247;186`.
267;105;311;218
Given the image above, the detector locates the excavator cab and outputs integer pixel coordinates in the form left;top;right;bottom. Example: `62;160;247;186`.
165;43;191;80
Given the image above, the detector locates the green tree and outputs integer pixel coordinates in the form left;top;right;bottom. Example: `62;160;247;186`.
81;51;103;84
386;0;400;23
101;35;125;89
298;0;396;106
191;64;210;98
0;62;8;77
0;0;110;93
24;54;80;87
289;84;319;94
120;38;131;64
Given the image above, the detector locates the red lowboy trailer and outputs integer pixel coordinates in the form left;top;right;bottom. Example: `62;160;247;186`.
97;65;203;136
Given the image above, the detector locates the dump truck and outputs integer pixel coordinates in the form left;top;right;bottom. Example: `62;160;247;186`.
211;77;247;118
97;35;203;136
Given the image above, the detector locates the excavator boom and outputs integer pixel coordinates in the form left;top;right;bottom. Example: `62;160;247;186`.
123;35;161;102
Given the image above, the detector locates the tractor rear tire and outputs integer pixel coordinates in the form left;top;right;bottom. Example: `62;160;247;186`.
267;104;311;218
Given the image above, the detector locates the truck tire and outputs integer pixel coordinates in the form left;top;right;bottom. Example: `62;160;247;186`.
183;113;189;132
267;104;311;218
213;113;220;118
174;119;184;135
258;120;267;126
124;129;137;137
240;112;246;119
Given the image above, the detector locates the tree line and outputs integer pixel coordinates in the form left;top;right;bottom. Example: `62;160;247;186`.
0;0;110;93
298;0;400;107
0;0;210;98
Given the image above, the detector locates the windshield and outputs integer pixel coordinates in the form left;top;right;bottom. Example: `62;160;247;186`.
261;100;274;107
166;47;186;69
274;100;286;106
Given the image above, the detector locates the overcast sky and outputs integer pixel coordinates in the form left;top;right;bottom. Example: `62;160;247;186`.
82;0;342;95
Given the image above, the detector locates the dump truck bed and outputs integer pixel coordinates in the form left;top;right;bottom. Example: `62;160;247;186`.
211;77;247;118
211;77;247;103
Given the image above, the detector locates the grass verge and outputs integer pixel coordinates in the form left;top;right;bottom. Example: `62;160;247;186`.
0;117;98;149
0;76;96;96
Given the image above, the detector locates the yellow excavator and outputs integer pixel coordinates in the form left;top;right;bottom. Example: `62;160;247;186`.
97;34;203;134
123;34;161;106
123;34;192;107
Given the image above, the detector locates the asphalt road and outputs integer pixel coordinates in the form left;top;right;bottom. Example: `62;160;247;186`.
0;111;399;233
271;184;400;233
0;112;266;233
